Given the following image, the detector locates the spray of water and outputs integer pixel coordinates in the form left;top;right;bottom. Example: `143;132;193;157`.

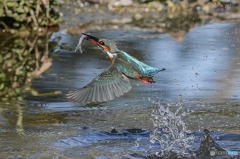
150;101;194;157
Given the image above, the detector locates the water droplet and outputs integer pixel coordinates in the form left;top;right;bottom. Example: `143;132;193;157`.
150;102;194;157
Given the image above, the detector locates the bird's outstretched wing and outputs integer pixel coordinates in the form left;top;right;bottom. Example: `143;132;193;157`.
66;65;132;105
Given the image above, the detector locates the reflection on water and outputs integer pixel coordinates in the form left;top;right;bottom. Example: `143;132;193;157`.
1;22;240;158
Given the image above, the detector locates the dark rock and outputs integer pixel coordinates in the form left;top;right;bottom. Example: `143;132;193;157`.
125;128;145;133
195;129;226;158
111;128;118;133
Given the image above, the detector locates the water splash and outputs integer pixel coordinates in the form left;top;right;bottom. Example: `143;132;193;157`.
150;101;194;158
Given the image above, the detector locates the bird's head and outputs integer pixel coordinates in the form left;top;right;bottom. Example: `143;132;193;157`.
75;33;118;62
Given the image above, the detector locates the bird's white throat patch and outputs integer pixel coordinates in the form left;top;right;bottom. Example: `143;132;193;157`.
107;52;116;59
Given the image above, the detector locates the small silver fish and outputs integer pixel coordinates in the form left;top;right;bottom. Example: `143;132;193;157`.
75;34;88;53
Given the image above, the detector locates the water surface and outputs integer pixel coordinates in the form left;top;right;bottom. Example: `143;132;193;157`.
1;22;240;158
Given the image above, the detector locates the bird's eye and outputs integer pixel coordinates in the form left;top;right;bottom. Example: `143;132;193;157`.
99;41;105;45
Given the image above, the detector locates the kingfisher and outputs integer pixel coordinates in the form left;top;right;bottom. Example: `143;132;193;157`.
66;33;163;105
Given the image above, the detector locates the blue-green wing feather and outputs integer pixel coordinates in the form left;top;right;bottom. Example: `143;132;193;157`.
66;65;132;105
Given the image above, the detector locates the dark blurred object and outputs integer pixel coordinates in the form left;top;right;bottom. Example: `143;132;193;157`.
195;129;226;158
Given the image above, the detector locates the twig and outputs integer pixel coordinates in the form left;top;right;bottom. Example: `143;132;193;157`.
36;0;41;18
41;0;50;18
27;35;39;54
30;9;39;27
0;21;9;30
3;0;9;14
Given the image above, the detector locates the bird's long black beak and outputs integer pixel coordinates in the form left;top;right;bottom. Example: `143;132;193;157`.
82;33;99;42
75;33;100;53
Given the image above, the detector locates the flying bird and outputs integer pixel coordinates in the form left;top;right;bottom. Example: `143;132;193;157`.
67;33;163;105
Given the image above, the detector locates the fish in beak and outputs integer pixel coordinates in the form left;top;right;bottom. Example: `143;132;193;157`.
75;33;110;53
75;33;99;53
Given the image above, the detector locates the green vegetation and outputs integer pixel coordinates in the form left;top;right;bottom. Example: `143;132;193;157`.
0;0;63;101
0;0;62;30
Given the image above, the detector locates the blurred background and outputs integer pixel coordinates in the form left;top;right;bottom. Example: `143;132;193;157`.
0;0;240;158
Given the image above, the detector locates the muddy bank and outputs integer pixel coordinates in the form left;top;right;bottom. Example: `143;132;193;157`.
62;0;240;38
